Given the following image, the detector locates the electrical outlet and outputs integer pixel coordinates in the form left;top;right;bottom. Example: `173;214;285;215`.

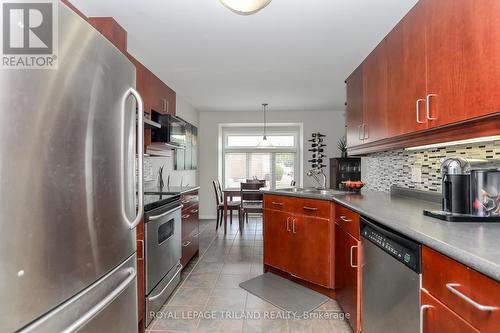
411;166;422;183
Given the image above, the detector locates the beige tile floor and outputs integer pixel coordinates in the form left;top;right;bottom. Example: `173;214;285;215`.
146;217;353;333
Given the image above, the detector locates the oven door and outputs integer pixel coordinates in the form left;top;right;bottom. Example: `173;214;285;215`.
145;204;182;294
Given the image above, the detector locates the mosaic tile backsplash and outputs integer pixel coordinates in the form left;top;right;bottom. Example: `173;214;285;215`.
361;141;500;193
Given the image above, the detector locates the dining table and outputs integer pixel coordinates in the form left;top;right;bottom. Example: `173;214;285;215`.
222;187;261;234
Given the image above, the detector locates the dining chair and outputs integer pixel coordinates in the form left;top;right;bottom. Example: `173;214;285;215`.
240;182;264;225
213;180;240;230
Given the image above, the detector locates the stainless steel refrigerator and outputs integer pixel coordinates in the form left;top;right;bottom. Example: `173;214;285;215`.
0;2;144;332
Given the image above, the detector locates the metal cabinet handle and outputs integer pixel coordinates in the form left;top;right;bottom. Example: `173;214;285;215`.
149;206;182;221
446;283;498;311
182;214;190;219
292;219;297;234
416;98;425;124
340;216;352;222
166;100;170;114
303;206;318;211
183;241;191;247
363;123;369;139
121;88;143;230
420;305;433;333
358;124;363;140
426;93;438;120
137;239;144;260
350;245;358;268
63;267;136;333
286;217;292;232
272;201;284;206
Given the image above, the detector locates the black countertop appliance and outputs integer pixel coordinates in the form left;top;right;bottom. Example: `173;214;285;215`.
424;158;500;222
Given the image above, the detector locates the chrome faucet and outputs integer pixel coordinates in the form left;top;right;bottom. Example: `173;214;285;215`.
307;168;327;189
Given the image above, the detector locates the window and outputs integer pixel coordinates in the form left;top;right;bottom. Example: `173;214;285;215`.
221;125;301;188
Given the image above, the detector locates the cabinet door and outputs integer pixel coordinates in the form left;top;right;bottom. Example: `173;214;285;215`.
386;1;428;136
335;225;361;333
362;40;389;143
263;209;292;272
424;0;500;127
292;216;332;288
421;289;480;333
346;66;364;148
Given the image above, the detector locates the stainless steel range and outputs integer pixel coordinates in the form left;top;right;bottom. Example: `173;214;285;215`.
144;194;183;327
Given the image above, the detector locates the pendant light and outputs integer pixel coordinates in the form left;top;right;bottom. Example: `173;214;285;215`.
220;0;272;15
258;103;272;147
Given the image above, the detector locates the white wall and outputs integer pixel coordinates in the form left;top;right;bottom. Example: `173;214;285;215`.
198;110;346;219
144;95;199;188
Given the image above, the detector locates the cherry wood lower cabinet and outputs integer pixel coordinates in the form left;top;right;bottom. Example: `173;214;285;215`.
263;195;334;289
263;208;333;288
181;190;199;268
421;289;480;333
263;209;292;272
422;246;500;332
335;220;361;333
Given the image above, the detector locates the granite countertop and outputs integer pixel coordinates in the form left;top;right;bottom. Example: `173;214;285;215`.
261;188;500;281
144;185;200;195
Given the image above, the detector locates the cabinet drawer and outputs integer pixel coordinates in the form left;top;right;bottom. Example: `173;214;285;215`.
181;233;199;268
181;192;199;208
294;198;331;220
182;211;199;239
264;195;295;212
335;204;360;240
421;288;480;333
182;203;199;215
422;246;500;333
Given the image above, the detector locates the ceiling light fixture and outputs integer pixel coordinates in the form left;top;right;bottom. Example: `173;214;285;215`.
258;103;273;147
220;0;272;15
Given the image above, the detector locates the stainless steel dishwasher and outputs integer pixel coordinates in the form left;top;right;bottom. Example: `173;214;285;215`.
361;217;422;333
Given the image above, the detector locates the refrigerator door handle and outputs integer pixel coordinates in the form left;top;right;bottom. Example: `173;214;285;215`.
122;88;144;230
62;267;136;333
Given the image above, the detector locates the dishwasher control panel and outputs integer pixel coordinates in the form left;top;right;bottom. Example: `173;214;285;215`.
361;221;421;273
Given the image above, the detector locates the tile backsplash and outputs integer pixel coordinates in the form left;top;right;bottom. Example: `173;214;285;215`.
361;141;500;193
144;156;197;188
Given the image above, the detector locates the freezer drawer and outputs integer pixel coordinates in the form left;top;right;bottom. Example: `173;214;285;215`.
19;254;138;333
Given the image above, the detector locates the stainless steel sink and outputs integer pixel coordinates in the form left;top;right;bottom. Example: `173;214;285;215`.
280;188;346;196
281;187;305;193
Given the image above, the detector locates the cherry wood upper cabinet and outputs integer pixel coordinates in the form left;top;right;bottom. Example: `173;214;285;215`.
386;1;428;136
346;0;500;155
424;0;500;127
346;66;364;148
148;73;176;115
362;41;389;143
88;17;127;54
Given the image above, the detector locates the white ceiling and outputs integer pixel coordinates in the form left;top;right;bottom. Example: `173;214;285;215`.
70;0;417;112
